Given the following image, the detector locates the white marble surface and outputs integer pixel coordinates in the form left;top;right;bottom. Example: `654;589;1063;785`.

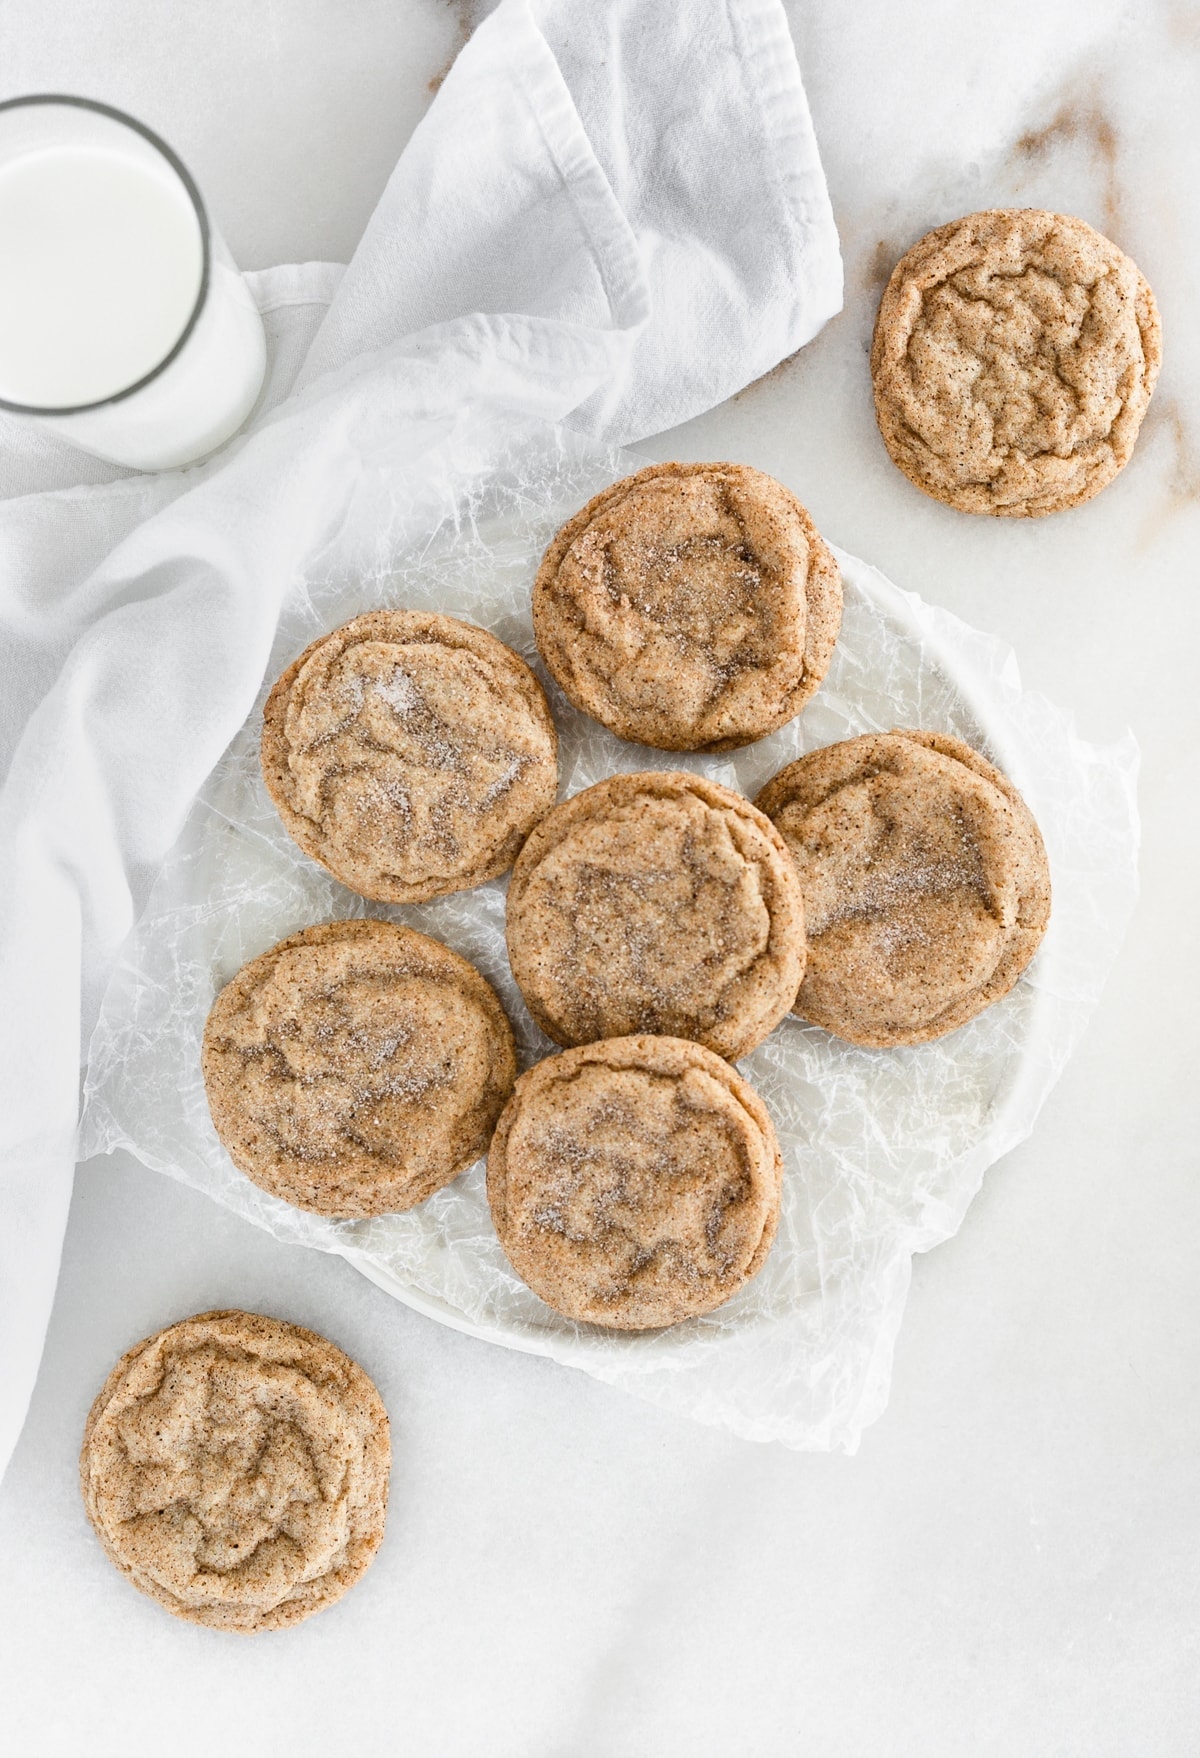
2;2;1199;1753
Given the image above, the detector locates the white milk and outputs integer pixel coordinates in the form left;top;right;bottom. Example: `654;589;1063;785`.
0;145;204;407
0;104;266;470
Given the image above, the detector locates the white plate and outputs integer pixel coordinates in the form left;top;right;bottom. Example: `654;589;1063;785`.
83;435;1129;1452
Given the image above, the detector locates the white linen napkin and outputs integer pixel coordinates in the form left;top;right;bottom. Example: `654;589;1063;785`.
0;0;841;1481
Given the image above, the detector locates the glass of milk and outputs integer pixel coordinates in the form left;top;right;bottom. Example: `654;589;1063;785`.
0;94;267;471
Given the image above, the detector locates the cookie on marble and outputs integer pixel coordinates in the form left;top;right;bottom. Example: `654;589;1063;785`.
532;462;842;751
486;1035;782;1329
262;610;558;902
80;1309;390;1632
755;730;1051;1047
871;209;1161;517
505;771;806;1060
202;918;516;1216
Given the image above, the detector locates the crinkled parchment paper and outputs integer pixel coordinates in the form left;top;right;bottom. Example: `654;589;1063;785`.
80;416;1139;1452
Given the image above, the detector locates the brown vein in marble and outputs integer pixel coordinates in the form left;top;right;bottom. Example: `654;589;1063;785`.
429;0;488;94
1014;95;1123;237
1136;398;1200;548
865;237;902;299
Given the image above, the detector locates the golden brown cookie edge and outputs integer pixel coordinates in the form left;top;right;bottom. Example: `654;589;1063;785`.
80;1309;390;1634
201;917;518;1217
504;770;806;1059
869;208;1162;520
532;462;842;751
486;1035;783;1330
755;729;1051;1047
260;609;559;903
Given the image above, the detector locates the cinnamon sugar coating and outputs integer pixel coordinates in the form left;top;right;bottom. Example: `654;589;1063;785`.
755;731;1051;1047
80;1310;389;1632
261;610;558;902
486;1036;782;1329
871;209;1161;517
533;462;841;750
202;919;516;1216
505;771;806;1061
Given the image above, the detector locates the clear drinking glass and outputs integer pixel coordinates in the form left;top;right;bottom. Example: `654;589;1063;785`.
0;94;267;471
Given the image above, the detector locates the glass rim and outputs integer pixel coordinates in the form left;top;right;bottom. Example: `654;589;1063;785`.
0;92;212;417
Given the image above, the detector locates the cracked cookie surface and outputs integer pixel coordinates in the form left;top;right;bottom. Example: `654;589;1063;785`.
487;1036;782;1329
80;1310;389;1632
202;919;516;1216
871;209;1161;517
532;462;841;750
262;610;558;902
755;731;1051;1046
505;771;806;1060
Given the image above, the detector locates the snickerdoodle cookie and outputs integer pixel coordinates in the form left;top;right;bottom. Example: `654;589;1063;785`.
755;731;1051;1047
532;462;841;750
505;771;806;1060
262;610;558;902
871;209;1161;517
486;1036;782;1329
202;919;516;1216
80;1310;390;1632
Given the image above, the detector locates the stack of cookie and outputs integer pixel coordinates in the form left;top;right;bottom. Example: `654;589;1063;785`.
200;447;1054;1338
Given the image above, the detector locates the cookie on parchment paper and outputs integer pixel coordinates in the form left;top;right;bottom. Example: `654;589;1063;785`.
262;610;558;903
202;918;516;1217
505;770;806;1061
533;461;841;751
871;208;1161;517
487;1035;783;1330
80;1309;390;1632
755;730;1051;1048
